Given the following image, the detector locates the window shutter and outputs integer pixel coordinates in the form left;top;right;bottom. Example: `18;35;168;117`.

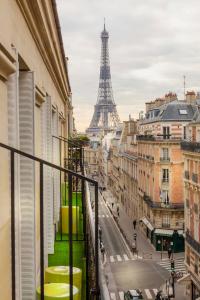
18;71;36;300
41;96;54;255
7;70;21;300
52;108;60;223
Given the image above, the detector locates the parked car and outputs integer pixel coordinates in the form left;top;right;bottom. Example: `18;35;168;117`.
124;289;144;300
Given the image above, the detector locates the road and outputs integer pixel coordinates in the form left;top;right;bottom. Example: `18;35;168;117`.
98;191;169;300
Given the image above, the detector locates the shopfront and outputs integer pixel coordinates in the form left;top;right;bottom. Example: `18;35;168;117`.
152;229;184;252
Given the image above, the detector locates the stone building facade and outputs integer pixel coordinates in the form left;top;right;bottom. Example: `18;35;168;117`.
181;113;200;299
137;99;197;251
0;1;71;298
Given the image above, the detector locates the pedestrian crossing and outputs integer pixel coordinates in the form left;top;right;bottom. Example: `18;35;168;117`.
157;257;186;274
108;254;138;263
99;214;110;218
110;288;159;300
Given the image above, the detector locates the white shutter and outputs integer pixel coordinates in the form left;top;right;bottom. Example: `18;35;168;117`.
41;96;54;255
7;69;21;300
52;108;60;223
18;71;36;300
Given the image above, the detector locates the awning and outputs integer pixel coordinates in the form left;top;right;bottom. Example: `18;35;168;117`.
154;228;184;236
177;273;191;285
140;217;154;231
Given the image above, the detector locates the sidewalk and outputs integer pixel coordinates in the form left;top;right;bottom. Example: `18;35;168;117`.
102;189;184;261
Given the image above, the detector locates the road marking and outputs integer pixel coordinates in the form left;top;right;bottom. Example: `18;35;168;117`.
110;256;115;262
106;214;109;218
119;291;124;300
116;255;122;261
123;254;129;261
102;214;105;218
145;289;152;299
110;293;116;300
153;288;158;295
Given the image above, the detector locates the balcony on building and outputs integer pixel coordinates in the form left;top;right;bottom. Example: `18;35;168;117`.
143;194;184;210
160;156;170;163
181;141;200;153
137;134;181;142
186;231;200;255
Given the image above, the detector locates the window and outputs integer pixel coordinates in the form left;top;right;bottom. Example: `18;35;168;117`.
160;190;169;204
162;148;169;160
183;126;187;139
163;126;170;139
162;169;169;182
162;214;170;228
179;109;188;115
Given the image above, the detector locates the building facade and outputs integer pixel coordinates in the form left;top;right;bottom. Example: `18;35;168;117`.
0;1;71;299
137;97;197;251
181;113;200;299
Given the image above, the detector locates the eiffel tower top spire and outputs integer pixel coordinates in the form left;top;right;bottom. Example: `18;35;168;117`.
86;23;120;136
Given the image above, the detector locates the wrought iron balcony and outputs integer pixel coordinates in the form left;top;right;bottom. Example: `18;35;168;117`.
185;170;190;180
160;157;170;163
162;178;169;183
181;141;200;153
0;142;99;300
137;134;181;142
192;173;198;183
143;194;184;210
186;231;200;255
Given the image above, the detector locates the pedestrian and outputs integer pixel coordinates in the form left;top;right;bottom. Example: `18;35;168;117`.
111;202;114;209
131;241;136;254
133;219;137;230
168;247;172;259
99;226;102;241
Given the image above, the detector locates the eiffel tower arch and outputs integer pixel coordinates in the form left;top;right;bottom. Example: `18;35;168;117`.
86;23;120;136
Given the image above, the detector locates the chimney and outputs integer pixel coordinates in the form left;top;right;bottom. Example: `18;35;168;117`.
186;91;196;104
164;92;177;103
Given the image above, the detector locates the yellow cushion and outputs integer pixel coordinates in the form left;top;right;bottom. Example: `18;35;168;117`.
62;206;79;234
36;283;79;300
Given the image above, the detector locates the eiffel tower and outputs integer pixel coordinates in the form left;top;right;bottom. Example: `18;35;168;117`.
86;22;120;136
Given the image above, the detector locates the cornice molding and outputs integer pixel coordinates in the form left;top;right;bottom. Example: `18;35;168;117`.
0;43;16;80
16;0;70;105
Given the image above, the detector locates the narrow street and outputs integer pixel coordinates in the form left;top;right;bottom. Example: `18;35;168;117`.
98;191;170;300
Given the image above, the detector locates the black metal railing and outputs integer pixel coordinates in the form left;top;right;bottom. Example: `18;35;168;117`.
186;231;200;255
52;135;84;175
0;142;99;300
143;194;184;209
162;178;169;183
160;157;170;162
181;141;200;153
137;134;181;141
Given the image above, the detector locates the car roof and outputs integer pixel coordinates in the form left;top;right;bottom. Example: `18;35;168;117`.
129;289;140;296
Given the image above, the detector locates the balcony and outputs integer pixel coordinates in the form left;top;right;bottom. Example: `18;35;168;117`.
192;173;198;183
137;134;181;142
186;231;200;255
162;178;169;183
160;157;170;163
143;194;184;210
185;170;190;180
0;142;99;300
181;141;200;153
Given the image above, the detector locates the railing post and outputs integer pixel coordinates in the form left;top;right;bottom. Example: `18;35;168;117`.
94;183;99;299
10;151;16;300
40;163;44;300
68;173;73;300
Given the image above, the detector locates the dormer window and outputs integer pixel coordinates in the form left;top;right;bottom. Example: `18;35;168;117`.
179;109;188;115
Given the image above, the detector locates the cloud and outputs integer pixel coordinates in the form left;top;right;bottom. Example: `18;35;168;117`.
57;0;200;131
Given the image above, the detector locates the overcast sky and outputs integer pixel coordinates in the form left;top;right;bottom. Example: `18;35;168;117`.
57;0;200;132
